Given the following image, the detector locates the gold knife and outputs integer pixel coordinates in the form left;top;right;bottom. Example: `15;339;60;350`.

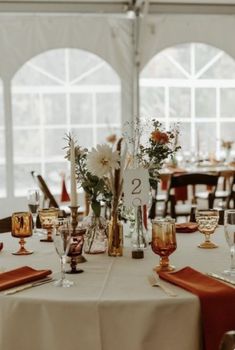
4;277;54;295
207;272;235;286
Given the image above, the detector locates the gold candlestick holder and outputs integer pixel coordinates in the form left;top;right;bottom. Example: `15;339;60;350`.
69;206;87;263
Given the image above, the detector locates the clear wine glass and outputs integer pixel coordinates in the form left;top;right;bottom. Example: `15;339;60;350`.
53;218;74;287
195;209;219;249
151;218;177;272
27;188;40;235
224;209;235;276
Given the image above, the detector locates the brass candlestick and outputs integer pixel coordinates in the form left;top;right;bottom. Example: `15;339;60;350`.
70;206;79;232
69;206;87;263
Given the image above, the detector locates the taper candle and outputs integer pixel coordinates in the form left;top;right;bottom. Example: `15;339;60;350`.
70;139;77;207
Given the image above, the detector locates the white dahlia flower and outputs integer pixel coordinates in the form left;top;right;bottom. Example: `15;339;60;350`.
87;144;120;177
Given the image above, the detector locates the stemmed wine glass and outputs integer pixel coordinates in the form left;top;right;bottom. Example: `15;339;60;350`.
53;218;74;287
151;218;177;272
224;209;235;276
27;188;40;235
11;212;33;255
195;209;219;249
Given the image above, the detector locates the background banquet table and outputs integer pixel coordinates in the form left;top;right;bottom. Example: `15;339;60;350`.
0;226;233;350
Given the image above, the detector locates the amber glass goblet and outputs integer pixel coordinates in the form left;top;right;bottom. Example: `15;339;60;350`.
151;218;177;272
66;224;85;274
11;212;33;255
38;208;59;242
195;209;219;249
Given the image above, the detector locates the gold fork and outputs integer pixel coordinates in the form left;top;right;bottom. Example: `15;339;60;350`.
148;274;178;297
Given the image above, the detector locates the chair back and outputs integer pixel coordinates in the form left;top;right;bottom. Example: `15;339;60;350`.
0;216;11;233
31;171;59;209
226;173;235;209
164;172;219;218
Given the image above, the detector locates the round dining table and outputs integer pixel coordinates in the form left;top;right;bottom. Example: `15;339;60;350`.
0;226;233;350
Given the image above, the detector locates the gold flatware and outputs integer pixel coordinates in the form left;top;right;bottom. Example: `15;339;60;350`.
148;275;178;297
4;277;54;295
206;272;235;286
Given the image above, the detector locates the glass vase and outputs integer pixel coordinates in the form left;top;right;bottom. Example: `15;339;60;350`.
83;208;107;254
108;212;123;257
131;206;148;258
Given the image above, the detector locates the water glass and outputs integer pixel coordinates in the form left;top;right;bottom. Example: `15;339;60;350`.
53;218;74;287
151;218;177;272
224;210;235;276
195;209;219;249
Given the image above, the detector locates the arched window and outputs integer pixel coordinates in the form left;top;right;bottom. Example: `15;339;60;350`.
140;43;235;160
0;81;5;198
12;49;121;196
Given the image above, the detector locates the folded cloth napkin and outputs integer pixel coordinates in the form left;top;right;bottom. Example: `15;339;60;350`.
158;267;235;350
175;222;198;233
0;266;52;291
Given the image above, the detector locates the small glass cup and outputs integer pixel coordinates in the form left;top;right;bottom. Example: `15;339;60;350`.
11;212;33;255
195;209;219;249
151;218;177;272
38;208;59;242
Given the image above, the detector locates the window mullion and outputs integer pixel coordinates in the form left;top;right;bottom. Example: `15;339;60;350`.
4;78;14;198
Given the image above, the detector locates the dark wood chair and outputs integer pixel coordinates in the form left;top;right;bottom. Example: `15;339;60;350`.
0;216;11;233
31;171;59;208
226;173;235;209
196;170;234;208
31;171;84;219
164;173;219;219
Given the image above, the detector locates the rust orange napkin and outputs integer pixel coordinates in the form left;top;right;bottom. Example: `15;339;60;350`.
158;267;235;350
175;222;198;233
0;266;52;291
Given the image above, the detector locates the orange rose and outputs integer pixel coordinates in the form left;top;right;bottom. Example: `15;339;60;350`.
151;130;169;144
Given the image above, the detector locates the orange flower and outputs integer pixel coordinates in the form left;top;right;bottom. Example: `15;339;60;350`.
151;130;169;144
106;134;117;144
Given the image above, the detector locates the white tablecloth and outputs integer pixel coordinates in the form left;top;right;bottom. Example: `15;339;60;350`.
0;227;233;350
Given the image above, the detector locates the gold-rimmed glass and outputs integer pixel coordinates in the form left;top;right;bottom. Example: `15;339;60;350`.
11;212;33;255
38;208;59;242
195;209;219;249
151;218;177;272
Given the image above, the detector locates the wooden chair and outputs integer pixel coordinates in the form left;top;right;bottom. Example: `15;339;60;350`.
164;173;219;219
31;171;59;208
196;170;234;208
0;216;11;233
31;171;85;219
226;173;235;209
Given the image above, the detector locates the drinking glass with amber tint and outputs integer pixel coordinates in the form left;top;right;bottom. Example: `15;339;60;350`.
195;209;219;249
151;218;177;272
38;208;59;242
11;212;33;255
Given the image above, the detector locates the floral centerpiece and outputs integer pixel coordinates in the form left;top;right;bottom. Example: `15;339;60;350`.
126;118;180;219
65;119;179;255
65;135;127;256
86;138;128;256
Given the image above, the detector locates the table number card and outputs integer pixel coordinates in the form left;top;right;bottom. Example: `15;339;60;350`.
123;168;149;207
